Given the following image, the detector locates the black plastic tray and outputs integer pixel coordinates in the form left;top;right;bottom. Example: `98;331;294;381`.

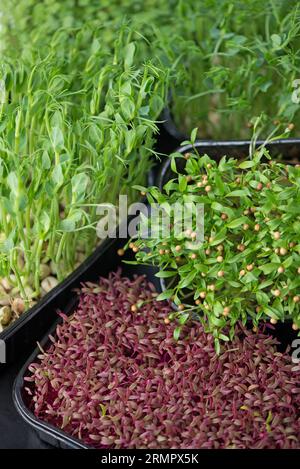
160;106;300;161
157;140;300;189
13;310;89;449
13;195;299;450
13;234;160;449
0;171;156;371
14;239;297;449
154;119;181;155
160;106;186;144
0;237;122;370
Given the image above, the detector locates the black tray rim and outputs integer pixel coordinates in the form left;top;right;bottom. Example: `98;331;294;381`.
158;139;300;190
161;105;300;145
11;234;128;448
0;172;157;346
12;232;161;450
0;236;117;343
13;315;90;449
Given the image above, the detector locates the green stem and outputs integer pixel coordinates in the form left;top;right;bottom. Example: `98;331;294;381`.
11;250;28;302
0;203;9;237
47;198;59;258
34;238;43;296
16;211;31;271
55;232;66;275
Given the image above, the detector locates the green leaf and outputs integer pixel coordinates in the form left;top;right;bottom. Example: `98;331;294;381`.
178;175;187;193
263;306;279;320
124;42;136;70
7;172;19;193
52;165;63;188
17;193;27;211
99;404;107;417
293;221;300;234
132;185;147;193
227;280;241;288
210;227;227;246
149;94;164;116
120;82;132;96
288;277;300;290
50;110;63;128
256;291;270;305
210;316;226;327
0;232;14;253
219;334;230;342
272;298;283;317
258;279;274;290
155;271;177;278
156;289;174;301
278;188;295;201
213;301;224;316
71;173;89;199
178;313;189;325
214;173;226;195
271;34;282;48
40;211;51;235
173;326;181;341
51;126;64;150
144;76;156;96
120;97;135;120
211;202;224;211
125;128;136;153
190;127;198;144
238;160;256;169
227;217;247;229
211;201;234;217
170;155;178;174
259;263;279;275
178;270;197;289
226;189;251;197
259;80;272;93
42;151;51;170
214;338;221;355
283;256;293;269
243;272;258;283
59;218;75;232
59;212;82;232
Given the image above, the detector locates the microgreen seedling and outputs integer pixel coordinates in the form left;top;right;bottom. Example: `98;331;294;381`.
129;132;300;346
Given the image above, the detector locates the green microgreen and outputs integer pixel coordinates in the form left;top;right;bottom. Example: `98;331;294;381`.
0;23;167;328
152;0;300;139
129;130;300;344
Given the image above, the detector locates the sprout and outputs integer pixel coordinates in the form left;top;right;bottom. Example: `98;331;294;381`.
0;25;167;329
25;271;300;449
130;142;300;342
